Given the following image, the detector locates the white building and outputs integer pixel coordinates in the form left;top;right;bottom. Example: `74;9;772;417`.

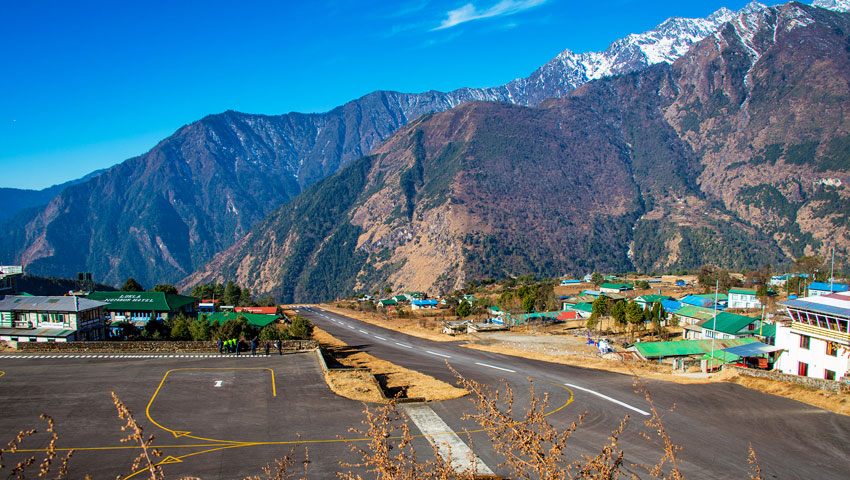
774;291;850;382
728;288;761;309
807;282;849;297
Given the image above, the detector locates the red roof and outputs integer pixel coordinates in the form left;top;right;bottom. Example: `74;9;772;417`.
201;299;220;303
556;311;579;321
234;306;278;314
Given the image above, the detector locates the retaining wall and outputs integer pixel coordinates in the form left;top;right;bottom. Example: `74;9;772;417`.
727;365;848;393
11;340;317;353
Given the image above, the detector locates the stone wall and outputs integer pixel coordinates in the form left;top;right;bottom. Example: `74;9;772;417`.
726;365;848;393
12;340;317;353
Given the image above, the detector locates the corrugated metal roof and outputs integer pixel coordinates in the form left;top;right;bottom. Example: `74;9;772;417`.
781;298;850;318
205;312;277;328
808;282;849;292
0;327;77;337
0;295;105;312
722;342;783;357
698;311;758;335
631;338;758;359
86;291;197;312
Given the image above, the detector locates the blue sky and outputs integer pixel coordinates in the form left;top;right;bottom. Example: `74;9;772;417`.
1;0;774;189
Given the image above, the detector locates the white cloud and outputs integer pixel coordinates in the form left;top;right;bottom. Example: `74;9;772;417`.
432;0;548;30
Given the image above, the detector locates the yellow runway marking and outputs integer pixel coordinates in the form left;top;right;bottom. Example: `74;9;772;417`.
8;361;575;478
146;367;276;443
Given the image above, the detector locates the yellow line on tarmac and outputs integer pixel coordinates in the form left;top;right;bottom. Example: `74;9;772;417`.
146;367;276;444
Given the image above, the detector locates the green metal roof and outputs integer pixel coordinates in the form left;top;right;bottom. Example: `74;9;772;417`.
567;302;594;313
205;312;278;328
675;305;717;322
631;337;758;359
729;288;757;295
379;299;397;306
698;311;758;335
754;323;776;338
635;295;670;304
86;291;197;312
694;293;728;301
600;283;633;290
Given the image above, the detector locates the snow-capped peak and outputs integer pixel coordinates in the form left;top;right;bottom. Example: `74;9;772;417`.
812;0;850;12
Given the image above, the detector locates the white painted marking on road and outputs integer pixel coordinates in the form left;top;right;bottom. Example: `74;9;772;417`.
214;380;223;387
373;336;386;341
402;404;495;476
395;342;413;348
474;362;516;373
359;329;369;334
347;325;356;330
564;383;650;416
426;351;451;358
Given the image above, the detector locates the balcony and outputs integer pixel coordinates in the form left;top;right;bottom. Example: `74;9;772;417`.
791;321;850;344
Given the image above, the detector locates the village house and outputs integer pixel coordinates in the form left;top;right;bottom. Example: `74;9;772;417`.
0;295;107;342
774;290;850;382
205;312;278;329
599;283;633;294
411;299;439;310
807;281;849;297
683;310;761;341
728;288;761;309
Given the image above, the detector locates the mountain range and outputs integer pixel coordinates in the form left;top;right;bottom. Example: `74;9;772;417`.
2;0;849;297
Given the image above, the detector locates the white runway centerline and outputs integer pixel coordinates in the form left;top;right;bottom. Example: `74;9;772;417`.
474;362;516;373
395;342;413;348
564;383;650;416
426;351;451;358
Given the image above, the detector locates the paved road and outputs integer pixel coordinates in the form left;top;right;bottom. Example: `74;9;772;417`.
297;306;850;479
1;306;848;479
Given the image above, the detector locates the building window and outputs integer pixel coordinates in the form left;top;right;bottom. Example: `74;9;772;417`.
825;370;836;381
799;335;810;350
798;362;809;376
826;341;838;357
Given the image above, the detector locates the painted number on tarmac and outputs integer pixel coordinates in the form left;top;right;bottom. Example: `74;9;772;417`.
214;380;223;387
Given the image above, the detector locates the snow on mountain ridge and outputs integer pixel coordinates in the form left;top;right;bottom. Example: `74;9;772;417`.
471;1;845;107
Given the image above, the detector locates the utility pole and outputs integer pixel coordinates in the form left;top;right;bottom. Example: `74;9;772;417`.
710;279;719;370
830;247;835;293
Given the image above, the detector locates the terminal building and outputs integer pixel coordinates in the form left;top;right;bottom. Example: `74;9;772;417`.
85;291;198;326
0;295;107;342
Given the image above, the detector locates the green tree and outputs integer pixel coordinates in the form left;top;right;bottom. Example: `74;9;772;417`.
668;314;680;328
521;294;536;313
591;295;609;319
635;280;650;290
288;315;314;340
259;324;288;341
152;284;179;295
222;281;242;306
610;301;627;333
238;287;254;307
120;277;144;292
625;301;644;340
169;315;191;340
257;295;277;307
456;300;472;318
142;319;168;339
189;315;213;341
218;316;257;340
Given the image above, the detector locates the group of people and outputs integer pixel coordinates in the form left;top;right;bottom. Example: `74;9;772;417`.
217;337;283;356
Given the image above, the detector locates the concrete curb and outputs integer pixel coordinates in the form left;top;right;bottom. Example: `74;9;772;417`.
315;347;424;403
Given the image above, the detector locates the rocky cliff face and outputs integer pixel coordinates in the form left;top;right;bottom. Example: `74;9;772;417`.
183;2;850;302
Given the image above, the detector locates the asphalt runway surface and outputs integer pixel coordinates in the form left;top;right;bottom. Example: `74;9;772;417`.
0;305;848;479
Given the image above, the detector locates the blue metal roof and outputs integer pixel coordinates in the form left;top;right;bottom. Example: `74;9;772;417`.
781;299;850;317
661;300;682;312
808;282;849;292
722;342;783;357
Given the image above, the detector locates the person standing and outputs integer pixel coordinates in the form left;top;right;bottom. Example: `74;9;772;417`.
251;337;257;356
264;340;270;356
235;338;240;356
217;339;223;355
276;339;282;355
